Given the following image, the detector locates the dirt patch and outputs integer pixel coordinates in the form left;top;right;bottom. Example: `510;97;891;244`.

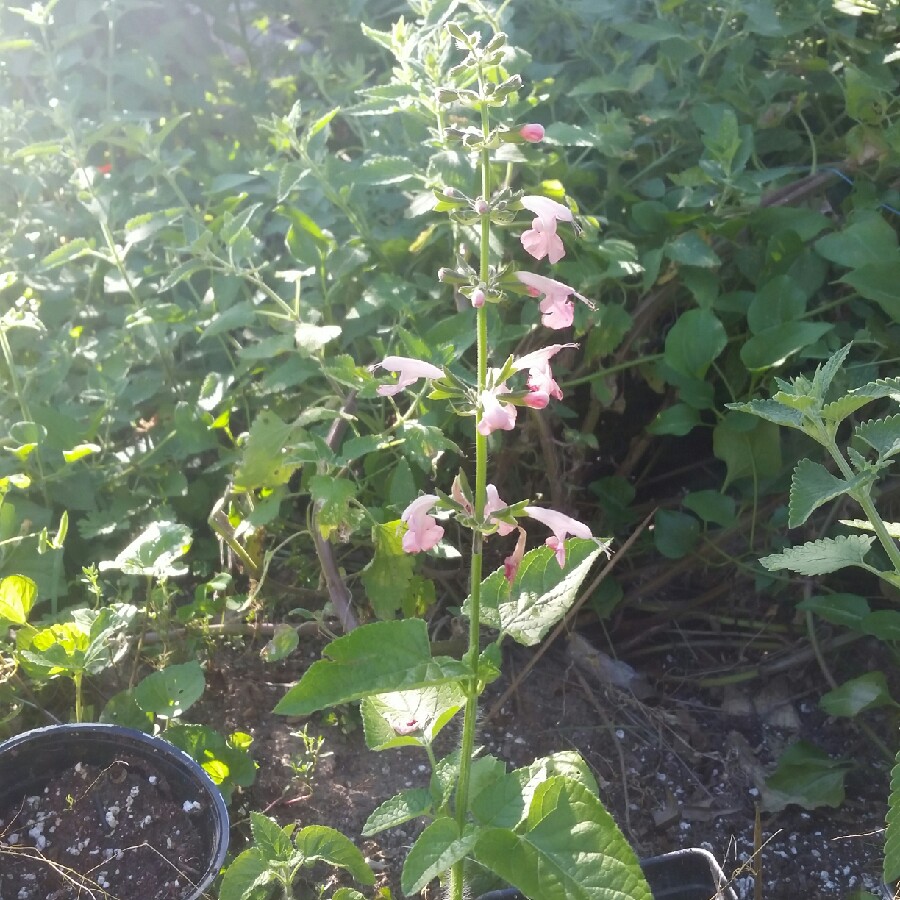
0;756;206;899
192;624;891;899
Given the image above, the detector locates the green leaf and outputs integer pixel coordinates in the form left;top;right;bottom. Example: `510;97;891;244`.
39;239;93;270
310;475;359;541
260;624;299;663
855;415;900;461
653;509;700;559
663;309;727;378
815;215;898;269
99;520;192;578
362;788;433;836
250;811;294;860
713;414;783;489
788;459;868;529
841;262;900;321
861;610;900;642
133;661;205;719
234;411;310;491
664;232;721;268
746;275;808;334
465;539;606;646
725;400;803;430
820;672;896;718
274;620;469;716
295;826;375;886
164;724;258;803
361;683;466;751
474;777;651;900
740;322;833;370
401;817;479;896
682;491;736;527
763;741;851;812
796;593;870;630
353;156;419;185
361;522;416;620
885;749;900;882
471;752;598;830
646;403;700;436
218;847;272;900
0;575;37;626
759;535;874;575
61;443;101;463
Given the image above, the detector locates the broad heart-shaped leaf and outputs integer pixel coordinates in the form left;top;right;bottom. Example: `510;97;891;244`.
310;475;359;541
99;520;192;578
465;539;606;646
401;817;479;896
362;787;433;836
217;847;273;900
762;741;851;812
295;826;375;886
0;574;37;625
759;535;874;575
885;749;900;882
132;660;205;719
855;415;900;462
815;215;898;269
471;752;598;830
713;413;783;489
788;459;869;528
820;672;897;718
474;776;651;900
361;683;466;751
663;308;727;378
274;619;469;716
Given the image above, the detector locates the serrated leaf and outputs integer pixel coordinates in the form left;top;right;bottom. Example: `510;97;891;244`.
249;811;294;860
310;475;358;541
295;826;374;886
763;741;851;812
855;415;900;461
840;518;900;539
362;788;433;836
759;535;874;575
820;672;896;718
473;777;651;900
218;847;272;900
726;399;804;429
274;619;469;716
885;750;900;882
361;521;415;620
40;239;93;270
464;539;606;646
361;684;465;751
401;818;479;896
788;459;867;528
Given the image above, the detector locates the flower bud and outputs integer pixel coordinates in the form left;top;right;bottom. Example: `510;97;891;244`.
471;287;486;308
474;198;490;215
519;123;544;143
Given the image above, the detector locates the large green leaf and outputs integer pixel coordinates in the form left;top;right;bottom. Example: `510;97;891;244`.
796;593;870;630
218;847;273;900
663;309;727;378
788;459;868;528
763;741;851;812
740;321;832;371
713;413;783;488
274;620;469;716
362;788;433;836
295;826;375;886
820;672;896;718
465;539;606;646
361;521;416;620
814;215;898;269
855;415;900;461
99;520;192;579
361;683;466;751
0;574;37;626
841;263;900;322
132;660;205;719
474;777;651;900
401;817;479;896
759;535;874;575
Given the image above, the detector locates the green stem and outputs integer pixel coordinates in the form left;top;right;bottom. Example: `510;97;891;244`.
450;80;493;900
73;671;83;724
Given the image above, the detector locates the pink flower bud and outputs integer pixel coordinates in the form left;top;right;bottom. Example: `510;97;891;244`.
474;198;490;215
471;287;486;308
519;123;544;143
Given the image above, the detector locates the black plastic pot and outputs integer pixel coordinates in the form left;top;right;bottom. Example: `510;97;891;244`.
477;848;738;900
0;723;229;900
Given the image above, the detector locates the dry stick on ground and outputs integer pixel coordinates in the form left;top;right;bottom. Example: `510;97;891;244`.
485;510;654;722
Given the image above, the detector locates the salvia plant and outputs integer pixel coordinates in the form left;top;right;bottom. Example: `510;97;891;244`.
265;21;652;900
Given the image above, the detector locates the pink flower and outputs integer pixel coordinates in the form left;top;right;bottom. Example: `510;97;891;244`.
515;272;592;330
519;195;573;263
524;506;593;567
376;356;444;396
470;287;486;308
512;343;578;408
401;494;444;553
484;484;515;536
477;388;517;436
504;527;527;582
519;124;545;143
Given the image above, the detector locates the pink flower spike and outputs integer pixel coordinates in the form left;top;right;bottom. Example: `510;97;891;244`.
484;484;515;536
477;388;517;436
400;494;444;553
519;196;573;263
519;123;545;143
524;506;593;567
515;272;593;331
376;356;444;397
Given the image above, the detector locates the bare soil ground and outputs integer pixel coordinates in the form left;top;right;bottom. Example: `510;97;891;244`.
193;615;892;900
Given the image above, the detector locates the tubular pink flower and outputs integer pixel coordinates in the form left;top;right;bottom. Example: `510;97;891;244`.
519;123;545;143
524;506;593;567
512;343;578;407
519;196;573;263
376;356;444;396
515;272;592;331
477;388;517;436
484;484;515;536
400;494;444;553
504;527;527;583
